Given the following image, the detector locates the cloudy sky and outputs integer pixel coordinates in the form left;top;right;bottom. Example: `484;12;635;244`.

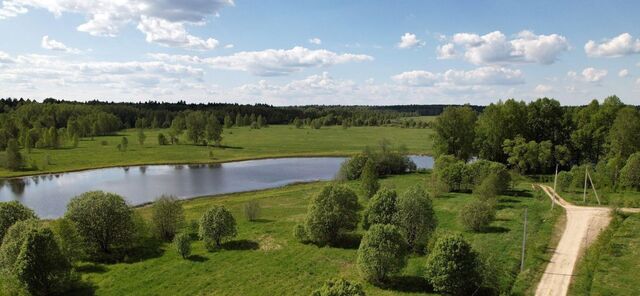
1;0;639;105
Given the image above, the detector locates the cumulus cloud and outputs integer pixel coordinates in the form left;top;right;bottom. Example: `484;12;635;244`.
308;38;322;45
150;46;373;76
0;0;233;49
397;33;424;49
619;69;629;78
392;66;524;87
534;84;552;93
569;67;608;83
585;33;640;57
41;36;81;53
436;43;455;59
442;30;569;65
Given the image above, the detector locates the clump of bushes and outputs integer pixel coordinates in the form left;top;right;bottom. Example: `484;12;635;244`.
433;156;511;194
424;233;482;295
243;200;261;221
199;206;237;250
0;200;37;243
151;195;184;241
459;200;496;232
173;233;191;259
357;224;408;284
362;188;398;229
338;141;416;180
311;278;365;296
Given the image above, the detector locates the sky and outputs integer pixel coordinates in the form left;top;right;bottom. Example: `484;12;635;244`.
0;0;639;106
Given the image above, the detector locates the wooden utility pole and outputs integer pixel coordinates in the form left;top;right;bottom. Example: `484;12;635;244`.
552;164;558;210
520;207;528;272
583;167;588;203
586;170;601;205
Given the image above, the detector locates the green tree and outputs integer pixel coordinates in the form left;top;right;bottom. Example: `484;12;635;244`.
50;218;85;262
224;114;233;129
169;115;186;144
362;188;398;230
199;206;237;250
4;138;22;171
396;186;436;251
571;96;623;164
311;278;365;296
205;115;223;146
120;136;128;151
257;115;265;128
243;200;261;221
459;200;495;232
425;233;481;295
0;201;37;244
293;117;303;128
304;184;360;245
65;191;135;254
607;107;640;161
620;152;640;190
151;195;184;241
433;106;477;161
360;159;379;199
173;233;191;259
473;173;501;200
186;111;207;145
235;113;243;127
357;224;408;284
557;171;573;192
137;128;146;146
475;99;528;162
157;132;168;145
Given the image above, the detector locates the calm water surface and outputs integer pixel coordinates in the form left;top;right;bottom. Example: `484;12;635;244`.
0;156;433;218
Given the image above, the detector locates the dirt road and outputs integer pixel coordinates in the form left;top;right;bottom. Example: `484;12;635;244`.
535;185;611;296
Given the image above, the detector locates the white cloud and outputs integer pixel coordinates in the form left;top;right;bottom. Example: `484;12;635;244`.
137;16;218;50
41;36;81;53
444;30;569;65
308;38;322;45
534;84;552;93
150;46;373;76
392;66;524;87
436;43;455;59
619;69;629;78
224;44;234;49
397;33;424;49
585;33;640;57
569;67;607;83
636;77;640;85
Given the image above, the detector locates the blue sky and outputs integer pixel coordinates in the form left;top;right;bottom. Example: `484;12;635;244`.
0;0;639;105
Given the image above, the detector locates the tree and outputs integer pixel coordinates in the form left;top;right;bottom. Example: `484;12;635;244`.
304;184;360;245
235;113;243;127
473;173;501;200
0;220;74;296
396;186;437;251
425;233;481;295
186;111;206;145
169;115;186;144
620;152;640;190
357;224;408;284
120;136;128;151
243;200;261;221
224;114;233;129
311;278;365;296
607;107;640;161
173;233;191;259
157;132;168;145
5;138;22;171
475;99;528;162
433;106;477;161
50;218;85;262
293;117;303;128
557;171;573;192
199;206;237;250
0;201;37;244
257;115;265;128
205;115;223;146
151;195;184;241
360;159;379;199
459;200;495;232
137;128;146;146
65;191;135;254
362;188;398;230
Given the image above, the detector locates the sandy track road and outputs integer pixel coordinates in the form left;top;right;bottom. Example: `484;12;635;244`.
535;185;611;296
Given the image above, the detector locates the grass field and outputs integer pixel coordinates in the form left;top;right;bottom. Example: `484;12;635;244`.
0;125;433;178
71;173;560;296
556;189;640;208
569;213;640;296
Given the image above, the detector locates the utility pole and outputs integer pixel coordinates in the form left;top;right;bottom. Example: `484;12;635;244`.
520;207;528;272
583;167;588;203
586;170;601;205
553;164;558;192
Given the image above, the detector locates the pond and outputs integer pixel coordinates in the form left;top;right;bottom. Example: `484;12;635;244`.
0;156;433;218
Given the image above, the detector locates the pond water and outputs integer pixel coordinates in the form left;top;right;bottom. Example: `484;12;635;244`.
0;156;433;218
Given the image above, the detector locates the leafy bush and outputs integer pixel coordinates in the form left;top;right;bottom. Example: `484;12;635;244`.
293;224;309;243
360;159;379;199
357;224;408;283
473;173;500;200
151;195;184;241
362;188;398;230
173;233;191;259
557;171;573;192
620;152;640;190
304;184;359;245
311;278;366;296
51;218;86;262
157;133;169;145
459;200;496;232
425;233;481;295
396;186;437;252
0;201;37;244
338;143;415;181
199;206;237;250
243;200;261;221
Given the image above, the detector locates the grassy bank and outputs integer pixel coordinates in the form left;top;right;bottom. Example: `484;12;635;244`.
0;125;432;178
72;173;558;295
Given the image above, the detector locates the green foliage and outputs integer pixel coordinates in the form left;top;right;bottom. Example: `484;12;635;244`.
199;206;237;250
5;138;22;171
433;155;468;192
50;218;86;262
473;173;501;200
571;96;623;164
304;184;359;245
475;99;528;162
186;111;207;145
425;233;481;295
293;223;309;243
362;188;398;230
137;129;146;146
157;132;168;145
151;195;184;241
503;136;553;173
65;191;135;255
0;201;37;244
459;200;496;232
205;115;223;146
310;278;365;296
557;171;573;192
620;152;640;190
396;185;436;251
356;224;408;283
173;233;191;259
339;143;415;181
433;106;477;161
243;200;261;221
359;159;379;199
224;114;233;129
293;117;303;128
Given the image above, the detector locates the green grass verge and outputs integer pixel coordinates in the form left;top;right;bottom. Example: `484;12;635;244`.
70;173;558;296
0;125;433;178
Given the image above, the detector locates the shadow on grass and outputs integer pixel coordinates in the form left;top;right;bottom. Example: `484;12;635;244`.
330;233;362;249
249;218;275;223
187;254;209;262
218;145;244;150
223;239;260;250
376;275;433;293
499;197;522;203
482;226;510;234
75;263;107;274
67;280;97;296
505;190;533;198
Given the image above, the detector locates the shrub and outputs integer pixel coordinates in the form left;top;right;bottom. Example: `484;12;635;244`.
338;145;415;181
311;278;365;296
243;200;261;221
50;218;86;262
459;200;496;232
557;171;573;192
473;173;500;200
424;233;481;295
151;195;184;241
199;206;237;250
0;201;37;244
362;188;398;230
396;186;437;252
304;184;359;245
4;139;22;171
293;224;309;243
360;159;379;199
357;224;408;283
64;191;135;255
157;133;169;145
173;233;191;259
620;152;640;190
188;219;199;239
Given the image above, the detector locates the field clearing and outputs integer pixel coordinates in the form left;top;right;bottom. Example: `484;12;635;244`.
0;125;433;178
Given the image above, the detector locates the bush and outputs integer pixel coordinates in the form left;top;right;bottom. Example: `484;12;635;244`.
459;200;496;232
293;224;309;243
338;145;415;181
0;201;37;244
199;206;237;250
620;152;640;190
473;173;500;200
311;278;366;296
424;233;481;295
4;139;22;171
362;188;398;230
557;171;573;192
51;218;86;262
0;219;75;296
65;191;135;255
243;200;261;221
173;233;191;259
157;133;169;145
360;159;379;199
434;155;468;192
357;224;408;283
304;184;360;245
151;195;184;241
396;186;437;252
